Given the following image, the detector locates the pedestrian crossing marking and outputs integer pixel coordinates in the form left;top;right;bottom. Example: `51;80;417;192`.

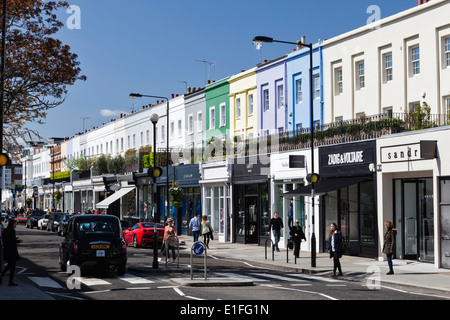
28;277;64;289
287;273;345;283
214;272;345;284
119;273;154;284
214;272;269;282
73;277;111;286
250;273;308;282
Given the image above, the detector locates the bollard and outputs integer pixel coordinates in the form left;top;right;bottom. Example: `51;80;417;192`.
265;239;274;261
190;241;207;280
164;235;180;268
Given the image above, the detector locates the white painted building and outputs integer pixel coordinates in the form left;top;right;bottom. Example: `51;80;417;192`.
377;126;450;269
323;0;450;122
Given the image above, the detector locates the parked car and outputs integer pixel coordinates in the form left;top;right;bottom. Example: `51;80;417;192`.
123;222;164;248
57;213;73;236
58;214;127;275
15;214;27;224
47;212;64;232
38;214;51;230
26;210;46;229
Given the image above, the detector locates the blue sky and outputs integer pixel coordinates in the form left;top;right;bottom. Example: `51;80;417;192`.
28;0;417;139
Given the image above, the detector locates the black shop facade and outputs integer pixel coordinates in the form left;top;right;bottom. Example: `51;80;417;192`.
318;140;378;258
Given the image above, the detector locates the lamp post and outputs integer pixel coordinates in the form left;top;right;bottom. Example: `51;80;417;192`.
252;36;318;267
150;113;159;269
130;93;170;224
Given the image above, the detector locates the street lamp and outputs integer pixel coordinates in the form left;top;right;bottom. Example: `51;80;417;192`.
253;36;318;267
130;93;170;224
150;113;159;269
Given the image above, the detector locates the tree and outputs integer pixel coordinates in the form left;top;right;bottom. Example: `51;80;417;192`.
1;1;86;152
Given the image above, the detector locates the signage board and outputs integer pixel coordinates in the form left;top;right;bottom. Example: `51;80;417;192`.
380;141;437;164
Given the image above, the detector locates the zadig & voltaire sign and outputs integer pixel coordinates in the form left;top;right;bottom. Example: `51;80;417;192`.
328;151;364;165
319;141;375;178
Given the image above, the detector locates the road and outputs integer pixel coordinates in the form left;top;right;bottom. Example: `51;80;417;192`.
6;224;449;303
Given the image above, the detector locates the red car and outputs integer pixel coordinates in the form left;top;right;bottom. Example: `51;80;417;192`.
123;222;164;248
15;214;27;224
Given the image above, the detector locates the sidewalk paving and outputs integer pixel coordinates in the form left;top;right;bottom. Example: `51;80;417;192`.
1;234;449;300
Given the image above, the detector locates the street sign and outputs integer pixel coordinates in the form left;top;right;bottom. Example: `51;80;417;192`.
192;242;205;255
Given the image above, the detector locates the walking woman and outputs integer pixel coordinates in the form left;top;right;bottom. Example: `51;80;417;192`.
201;215;213;249
327;223;343;277
1;219;22;286
383;221;396;275
163;218;177;262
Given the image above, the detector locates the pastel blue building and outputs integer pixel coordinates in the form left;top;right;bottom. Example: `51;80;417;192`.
286;41;323;133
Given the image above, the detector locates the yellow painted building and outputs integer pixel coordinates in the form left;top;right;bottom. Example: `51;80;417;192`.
228;67;257;146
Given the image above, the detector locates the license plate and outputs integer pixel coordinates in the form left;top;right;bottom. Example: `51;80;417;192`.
91;244;109;249
96;250;105;257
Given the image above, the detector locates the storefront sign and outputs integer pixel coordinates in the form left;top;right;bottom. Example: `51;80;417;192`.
289;155;305;168
380;141;437;163
319;141;375;178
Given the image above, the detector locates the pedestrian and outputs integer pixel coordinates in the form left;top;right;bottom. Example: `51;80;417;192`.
289;220;306;258
383;221;396;275
327;222;343;277
1;219;22;286
163;218;177;262
201;215;213;249
288;200;294;229
268;211;283;252
189;213;201;243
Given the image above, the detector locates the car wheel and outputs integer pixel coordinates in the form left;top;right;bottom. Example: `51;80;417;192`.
133;235;139;248
59;255;67;272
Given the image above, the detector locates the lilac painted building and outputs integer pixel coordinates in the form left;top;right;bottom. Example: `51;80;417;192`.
256;55;288;137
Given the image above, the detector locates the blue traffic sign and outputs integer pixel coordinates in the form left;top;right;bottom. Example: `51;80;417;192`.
193;243;205;255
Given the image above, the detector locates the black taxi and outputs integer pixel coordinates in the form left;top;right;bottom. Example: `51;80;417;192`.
59;215;127;276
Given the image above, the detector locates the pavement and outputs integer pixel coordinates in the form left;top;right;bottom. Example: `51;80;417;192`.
1;234;450;300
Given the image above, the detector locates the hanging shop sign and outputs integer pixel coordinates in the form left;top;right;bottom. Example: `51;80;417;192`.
380;140;437;164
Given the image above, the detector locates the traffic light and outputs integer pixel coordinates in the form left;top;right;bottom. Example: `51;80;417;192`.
306;173;320;183
148;166;163;178
0;153;10;166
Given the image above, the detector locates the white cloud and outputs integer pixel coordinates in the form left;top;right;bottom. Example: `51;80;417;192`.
100;109;126;117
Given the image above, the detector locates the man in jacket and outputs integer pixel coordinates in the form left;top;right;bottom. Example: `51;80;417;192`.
268;211;283;252
289;220;306;258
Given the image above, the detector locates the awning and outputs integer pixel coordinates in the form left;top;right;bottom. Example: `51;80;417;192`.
95;186;135;209
283;176;371;197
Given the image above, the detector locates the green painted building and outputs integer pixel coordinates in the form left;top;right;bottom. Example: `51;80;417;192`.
205;77;230;143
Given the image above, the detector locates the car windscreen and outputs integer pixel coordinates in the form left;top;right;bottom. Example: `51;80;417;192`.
75;219;120;237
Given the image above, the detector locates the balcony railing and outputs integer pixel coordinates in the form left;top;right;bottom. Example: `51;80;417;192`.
161;111;449;165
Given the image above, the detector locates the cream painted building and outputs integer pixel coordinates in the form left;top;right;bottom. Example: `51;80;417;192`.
228;68;258;144
377;126;450;269
323;0;450;123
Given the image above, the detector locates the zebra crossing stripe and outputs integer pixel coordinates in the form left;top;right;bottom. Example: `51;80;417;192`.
119;273;154;284
28;277;64;289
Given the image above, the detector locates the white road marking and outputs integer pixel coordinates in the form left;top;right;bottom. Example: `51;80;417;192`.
28;277;64;289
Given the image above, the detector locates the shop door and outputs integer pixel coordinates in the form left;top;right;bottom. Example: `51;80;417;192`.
245;196;258;244
403;181;418;260
401;179;434;262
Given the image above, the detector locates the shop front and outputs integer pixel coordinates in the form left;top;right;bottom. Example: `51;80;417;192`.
377;131;445;268
271;150;310;250
233;155;270;246
199;160;232;243
319;140;378;258
154;164;201;235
